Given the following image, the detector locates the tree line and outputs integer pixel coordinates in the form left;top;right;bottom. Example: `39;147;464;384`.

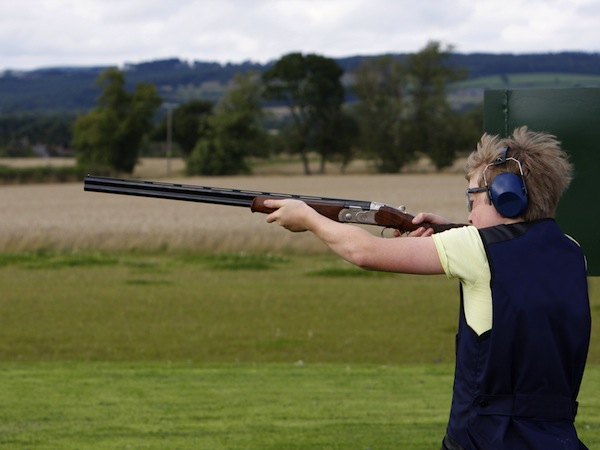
1;51;598;114
1;42;484;176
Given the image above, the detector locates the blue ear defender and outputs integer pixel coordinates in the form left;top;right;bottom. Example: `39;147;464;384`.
482;147;528;218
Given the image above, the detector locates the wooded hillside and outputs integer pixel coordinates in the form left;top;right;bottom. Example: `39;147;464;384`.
1;52;598;113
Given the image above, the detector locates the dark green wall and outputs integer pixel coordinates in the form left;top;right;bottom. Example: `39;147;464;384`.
484;88;600;275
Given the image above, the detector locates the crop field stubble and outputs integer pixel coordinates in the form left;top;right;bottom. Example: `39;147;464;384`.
0;159;469;254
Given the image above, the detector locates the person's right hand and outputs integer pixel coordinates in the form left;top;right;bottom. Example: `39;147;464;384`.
406;212;450;237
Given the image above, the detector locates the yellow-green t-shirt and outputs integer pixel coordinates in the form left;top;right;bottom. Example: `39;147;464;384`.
432;226;492;336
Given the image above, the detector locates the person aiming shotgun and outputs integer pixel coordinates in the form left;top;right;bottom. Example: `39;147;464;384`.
264;127;591;450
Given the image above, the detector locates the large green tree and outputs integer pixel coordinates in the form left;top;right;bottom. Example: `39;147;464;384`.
352;42;470;172
405;42;468;168
262;52;345;174
187;73;267;175
351;55;411;172
73;68;162;174
313;109;360;173
152;100;214;157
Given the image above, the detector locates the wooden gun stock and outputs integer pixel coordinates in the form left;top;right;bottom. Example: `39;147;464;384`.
250;196;464;234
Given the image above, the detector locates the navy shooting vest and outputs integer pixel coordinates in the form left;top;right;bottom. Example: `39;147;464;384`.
446;219;591;450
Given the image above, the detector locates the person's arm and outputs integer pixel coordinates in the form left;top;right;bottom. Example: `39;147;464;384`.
264;199;444;275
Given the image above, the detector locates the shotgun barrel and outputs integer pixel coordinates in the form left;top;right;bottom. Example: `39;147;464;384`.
83;175;463;233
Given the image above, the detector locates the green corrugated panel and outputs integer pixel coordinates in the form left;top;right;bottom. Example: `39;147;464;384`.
484;88;600;275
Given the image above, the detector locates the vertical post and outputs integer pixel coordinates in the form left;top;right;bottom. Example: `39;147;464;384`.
166;104;173;176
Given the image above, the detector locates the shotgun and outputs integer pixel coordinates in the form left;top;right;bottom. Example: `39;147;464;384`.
83;175;463;234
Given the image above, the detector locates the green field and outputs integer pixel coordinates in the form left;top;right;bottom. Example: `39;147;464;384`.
0;362;456;449
446;72;600;110
0;251;598;448
450;72;600;91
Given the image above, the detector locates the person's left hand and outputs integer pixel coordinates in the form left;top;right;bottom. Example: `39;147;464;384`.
264;199;314;232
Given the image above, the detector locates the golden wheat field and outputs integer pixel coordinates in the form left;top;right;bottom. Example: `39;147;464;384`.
0;158;469;253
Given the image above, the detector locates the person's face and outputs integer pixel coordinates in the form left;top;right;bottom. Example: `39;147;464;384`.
466;174;505;228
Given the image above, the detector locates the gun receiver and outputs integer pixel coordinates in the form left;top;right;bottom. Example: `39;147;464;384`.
83;175;464;234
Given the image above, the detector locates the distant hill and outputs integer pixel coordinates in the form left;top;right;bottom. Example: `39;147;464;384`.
0;52;598;114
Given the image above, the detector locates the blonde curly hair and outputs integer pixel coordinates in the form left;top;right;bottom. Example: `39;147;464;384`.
465;126;573;221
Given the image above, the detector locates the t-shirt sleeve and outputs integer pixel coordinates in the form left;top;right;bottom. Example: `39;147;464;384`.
432;226;487;283
432;226;493;335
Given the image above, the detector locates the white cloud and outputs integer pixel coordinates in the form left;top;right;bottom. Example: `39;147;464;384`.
0;0;597;71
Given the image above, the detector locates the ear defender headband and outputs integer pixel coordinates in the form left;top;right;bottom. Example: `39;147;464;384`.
482;146;528;218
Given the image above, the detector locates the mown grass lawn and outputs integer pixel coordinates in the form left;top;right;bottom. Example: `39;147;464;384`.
0;251;598;449
0;362;454;449
1;362;599;449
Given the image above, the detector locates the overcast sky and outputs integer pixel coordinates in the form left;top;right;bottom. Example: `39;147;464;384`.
1;0;598;71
